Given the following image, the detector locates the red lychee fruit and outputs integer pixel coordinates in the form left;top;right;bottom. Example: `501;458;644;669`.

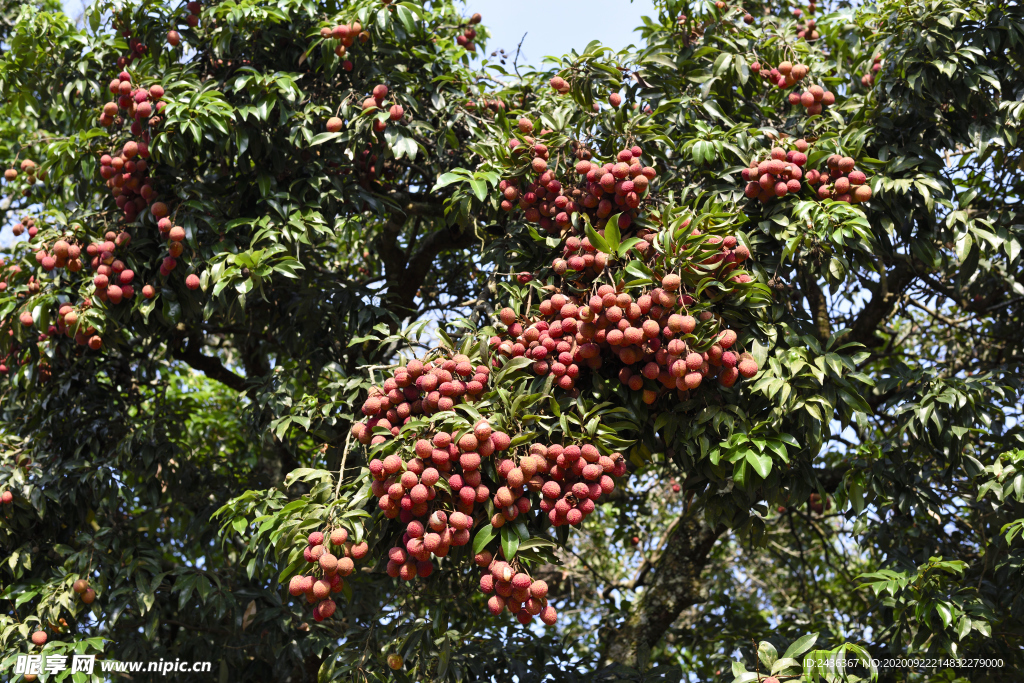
318;598;336;618
326;117;343;132
487;595;505;615
372;84;389;101
852;185;872;202
185;274;201;290
609;93;622;108
31;631;47;646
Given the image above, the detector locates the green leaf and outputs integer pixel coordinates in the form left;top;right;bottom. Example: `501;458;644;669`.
500;525;520;560
431;171;466;192
604;216;621;252
757;641;778;668
309;132;341;146
585;222;610;253
472;525;497;555
783;633;818;659
746;451;772;479
469;178;488;201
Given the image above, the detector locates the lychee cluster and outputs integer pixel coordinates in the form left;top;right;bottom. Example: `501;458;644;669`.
181;0;202;29
56;302;103;349
287;528;369;621
365;420;511;575
2;159;42;198
550;233;611;280
34;234;85;274
476;551;557;625
805;155;872;204
515;441;625;527
318;20;365;72
861;53;882;87
750;60;809;89
741;142;809;203
501;124;658;236
362;416;623;626
11;215;39;238
786;84;835;115
465;98;507;115
549;75;572;95
350;355;492;446
97;75;166;223
87;230;136;306
154;217;194;284
491;274;757;403
72;578;96;604
455;12;482;52
796;17;819;41
356;84;404;134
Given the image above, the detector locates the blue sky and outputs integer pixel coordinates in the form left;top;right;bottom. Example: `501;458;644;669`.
56;0;659;58
463;0;657;65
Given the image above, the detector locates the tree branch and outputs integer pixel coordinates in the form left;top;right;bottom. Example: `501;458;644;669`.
601;516;725;666
172;334;247;391
842;258;920;348
383;221;478;316
800;268;831;343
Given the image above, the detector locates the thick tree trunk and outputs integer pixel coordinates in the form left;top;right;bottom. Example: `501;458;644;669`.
602;516;724;667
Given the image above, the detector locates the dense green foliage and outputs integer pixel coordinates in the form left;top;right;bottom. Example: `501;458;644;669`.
0;0;1022;681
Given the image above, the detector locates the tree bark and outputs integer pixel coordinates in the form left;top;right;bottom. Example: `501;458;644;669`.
602;516;725;666
172;333;247;391
843;258;919;348
800;268;831;343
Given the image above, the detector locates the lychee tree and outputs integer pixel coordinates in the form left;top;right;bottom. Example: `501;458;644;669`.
1;0;1023;681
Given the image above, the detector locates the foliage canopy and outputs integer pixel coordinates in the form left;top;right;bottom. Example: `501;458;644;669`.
0;0;1022;681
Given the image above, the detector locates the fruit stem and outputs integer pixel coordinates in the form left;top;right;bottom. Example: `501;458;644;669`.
334;429;352;498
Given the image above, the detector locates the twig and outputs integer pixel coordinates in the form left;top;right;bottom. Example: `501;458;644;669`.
513;32;527;80
334;430;353;498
